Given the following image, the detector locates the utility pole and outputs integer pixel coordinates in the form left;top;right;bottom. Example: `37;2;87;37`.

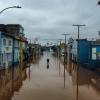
62;34;70;88
58;39;62;76
57;41;59;70
72;24;85;100
72;24;86;63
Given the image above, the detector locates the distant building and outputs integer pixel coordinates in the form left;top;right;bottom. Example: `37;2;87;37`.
28;43;41;61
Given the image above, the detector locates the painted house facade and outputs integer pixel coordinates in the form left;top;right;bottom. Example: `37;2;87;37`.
0;32;13;68
68;38;100;69
71;39;90;64
19;37;28;65
13;39;20;65
5;24;27;65
0;24;28;69
88;40;100;68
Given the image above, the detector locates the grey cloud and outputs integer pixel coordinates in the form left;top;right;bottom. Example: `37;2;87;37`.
0;0;100;41
21;0;71;10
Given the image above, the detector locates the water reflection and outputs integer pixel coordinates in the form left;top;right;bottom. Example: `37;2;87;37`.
0;63;27;100
28;66;31;81
46;64;49;69
31;53;42;64
0;52;99;100
66;61;100;100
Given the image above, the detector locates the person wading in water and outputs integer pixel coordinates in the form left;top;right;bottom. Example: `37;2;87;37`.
47;58;50;69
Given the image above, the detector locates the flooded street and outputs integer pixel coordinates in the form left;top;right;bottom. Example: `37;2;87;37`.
0;0;100;100
0;52;100;100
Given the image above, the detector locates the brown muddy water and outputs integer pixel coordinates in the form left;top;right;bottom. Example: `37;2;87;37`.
0;52;100;100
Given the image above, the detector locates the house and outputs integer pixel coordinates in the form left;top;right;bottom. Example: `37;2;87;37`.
70;39;90;64
68;38;100;69
28;43;41;62
6;24;27;65
0;31;13;69
19;37;28;65
88;40;100;68
0;24;28;69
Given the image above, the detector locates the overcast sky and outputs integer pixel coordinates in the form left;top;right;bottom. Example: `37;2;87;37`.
0;0;100;44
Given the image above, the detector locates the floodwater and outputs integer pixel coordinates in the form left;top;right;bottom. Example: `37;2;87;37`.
0;52;100;100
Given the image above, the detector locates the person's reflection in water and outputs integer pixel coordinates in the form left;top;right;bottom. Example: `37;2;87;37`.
47;58;49;69
47;64;49;69
28;66;31;81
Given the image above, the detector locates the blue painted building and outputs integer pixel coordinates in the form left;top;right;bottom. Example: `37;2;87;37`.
0;32;2;68
0;24;27;69
13;39;20;65
71;39;90;64
0;31;13;69
6;24;24;65
69;39;100;69
88;41;100;68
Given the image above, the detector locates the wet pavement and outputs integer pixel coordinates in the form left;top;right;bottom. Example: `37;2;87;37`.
0;52;100;100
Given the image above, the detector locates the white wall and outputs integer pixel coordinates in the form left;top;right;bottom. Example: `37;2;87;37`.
1;36;13;67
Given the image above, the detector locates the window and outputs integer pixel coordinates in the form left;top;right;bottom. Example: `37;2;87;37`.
3;39;6;46
97;47;100;60
15;40;19;47
92;47;100;60
9;40;12;46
